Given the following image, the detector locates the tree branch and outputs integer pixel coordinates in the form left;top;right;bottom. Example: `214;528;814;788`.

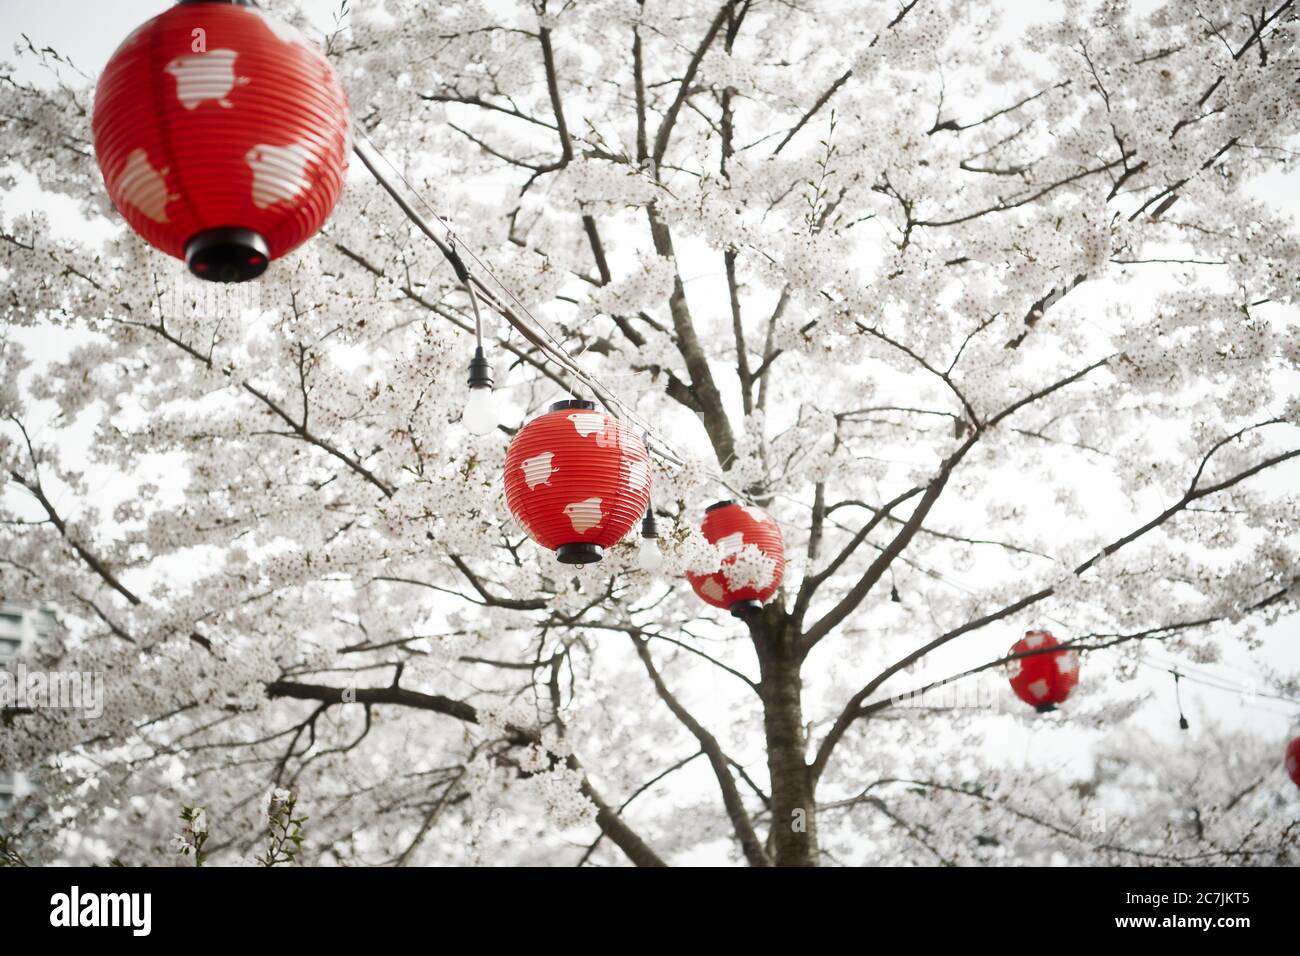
630;635;770;866
810;438;1300;783
266;678;668;867
651;3;737;167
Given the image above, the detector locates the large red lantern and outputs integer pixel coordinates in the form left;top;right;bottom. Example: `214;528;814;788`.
686;501;785;618
92;0;350;282
503;400;651;564
1286;737;1300;789
1006;630;1080;713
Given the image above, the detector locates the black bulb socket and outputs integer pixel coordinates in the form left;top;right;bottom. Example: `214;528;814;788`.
467;346;493;389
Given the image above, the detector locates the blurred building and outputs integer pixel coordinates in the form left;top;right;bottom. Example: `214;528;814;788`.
0;604;55;813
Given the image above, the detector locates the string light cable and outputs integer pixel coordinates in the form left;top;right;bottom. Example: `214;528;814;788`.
771;489;1300;712
349;133;694;465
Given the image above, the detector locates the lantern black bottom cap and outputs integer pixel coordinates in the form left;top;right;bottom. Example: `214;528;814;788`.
1034;702;1058;714
185;228;269;283
556;542;603;565
729;600;763;619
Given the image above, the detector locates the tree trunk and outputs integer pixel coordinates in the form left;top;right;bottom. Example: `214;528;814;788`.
756;609;818;866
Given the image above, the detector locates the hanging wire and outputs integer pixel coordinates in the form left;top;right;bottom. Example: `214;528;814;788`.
1143;659;1300;706
349;130;762;506
769;488;1300;711
463;273;484;349
1172;671;1191;730
352;127;569;357
1139;650;1267;690
562;334;596;403
351;134;590;390
350;139;585;387
351;134;672;445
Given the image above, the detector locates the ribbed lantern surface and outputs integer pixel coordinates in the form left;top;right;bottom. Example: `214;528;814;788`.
503;400;651;565
1287;737;1300;789
686;501;785;618
1006;630;1080;713
92;1;350;282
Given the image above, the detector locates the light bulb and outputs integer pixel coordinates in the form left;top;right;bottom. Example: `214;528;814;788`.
637;536;664;573
463;386;498;436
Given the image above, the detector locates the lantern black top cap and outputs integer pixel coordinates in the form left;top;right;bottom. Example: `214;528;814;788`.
706;499;737;513
549;399;596;413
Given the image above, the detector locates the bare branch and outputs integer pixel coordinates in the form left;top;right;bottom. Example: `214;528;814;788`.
630;635;770;866
266;678;668;867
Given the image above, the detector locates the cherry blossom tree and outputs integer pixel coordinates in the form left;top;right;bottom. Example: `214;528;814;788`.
1;0;1299;866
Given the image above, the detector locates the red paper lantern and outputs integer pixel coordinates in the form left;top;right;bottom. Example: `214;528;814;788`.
92;0;350;282
503;400;651;564
1006;630;1080;713
687;501;785;618
1286;737;1300;789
